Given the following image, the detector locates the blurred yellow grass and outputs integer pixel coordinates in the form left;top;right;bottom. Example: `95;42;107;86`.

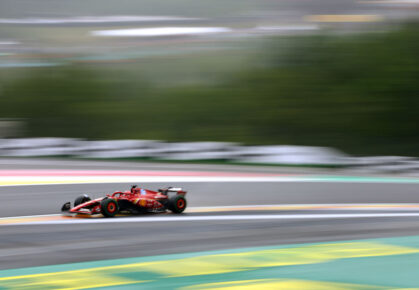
0;241;417;289
184;279;385;290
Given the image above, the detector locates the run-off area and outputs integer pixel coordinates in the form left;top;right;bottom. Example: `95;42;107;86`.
1;179;419;288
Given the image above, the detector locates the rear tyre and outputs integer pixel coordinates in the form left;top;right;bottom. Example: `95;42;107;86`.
74;194;91;207
169;195;187;214
100;198;119;217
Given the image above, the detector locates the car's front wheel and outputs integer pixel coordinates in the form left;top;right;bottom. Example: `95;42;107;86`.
100;198;119;217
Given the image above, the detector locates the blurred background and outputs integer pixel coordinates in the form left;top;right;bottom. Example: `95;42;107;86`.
0;0;418;167
3;1;419;287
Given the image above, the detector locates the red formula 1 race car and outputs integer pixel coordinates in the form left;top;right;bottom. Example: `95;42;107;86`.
61;185;187;217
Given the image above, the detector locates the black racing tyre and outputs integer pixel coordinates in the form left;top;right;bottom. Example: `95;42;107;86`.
100;198;119;217
74;194;91;207
169;195;187;214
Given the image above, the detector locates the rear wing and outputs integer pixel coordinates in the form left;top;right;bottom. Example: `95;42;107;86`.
158;187;187;195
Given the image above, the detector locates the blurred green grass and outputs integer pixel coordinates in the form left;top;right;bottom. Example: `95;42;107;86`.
1;23;419;156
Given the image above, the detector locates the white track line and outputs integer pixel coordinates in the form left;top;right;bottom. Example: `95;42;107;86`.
2;203;419;222
5;213;419;226
189;203;419;210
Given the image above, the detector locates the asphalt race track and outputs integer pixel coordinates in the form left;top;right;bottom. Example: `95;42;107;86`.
1;159;419;273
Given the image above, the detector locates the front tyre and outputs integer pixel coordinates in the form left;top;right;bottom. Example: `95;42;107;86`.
74;194;91;207
169;195;187;213
100;198;119;217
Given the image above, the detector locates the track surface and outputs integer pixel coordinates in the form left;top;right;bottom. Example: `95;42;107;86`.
1;159;419;270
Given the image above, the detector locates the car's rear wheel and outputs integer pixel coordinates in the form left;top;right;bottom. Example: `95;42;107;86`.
100;198;119;217
74;194;91;207
169;195;187;213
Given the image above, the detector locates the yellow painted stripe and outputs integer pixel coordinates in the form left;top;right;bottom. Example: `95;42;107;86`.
304;14;383;22
0;216;70;225
0;269;146;290
0;214;102;225
0;179;108;186
0;241;416;289
183;279;385;290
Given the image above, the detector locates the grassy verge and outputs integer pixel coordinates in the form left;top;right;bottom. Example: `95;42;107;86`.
1;23;419;156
